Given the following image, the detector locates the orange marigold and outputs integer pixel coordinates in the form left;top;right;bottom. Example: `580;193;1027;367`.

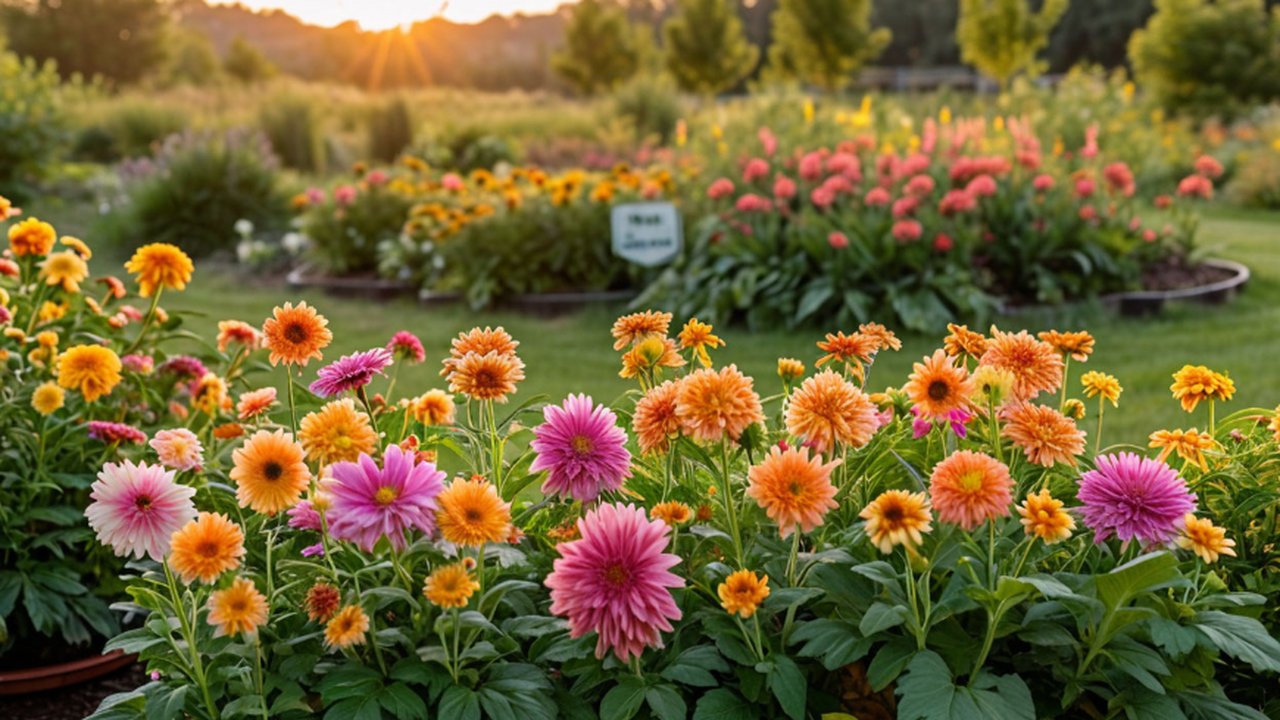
1170;365;1235;413
1001;403;1086;467
815;331;878;373
1149;428;1216;472
168;512;245;584
979;328;1063;402
746;445;841;538
785;369;879;453
217;320;263;353
441;327;519;379
1037;330;1095;362
1176;514;1236;564
678;318;724;368
928;450;1013;531
718;570;770;618
298;398;377;466
8;217;56;257
860;490;933;554
436;477;511;547
944;323;988;359
633;380;682;454
858;322;902;352
125;243;194;297
448;350;525;402
230;429;311;515
611;310;673;351
1016;489;1075;544
650;501;693;527
675;365;764;443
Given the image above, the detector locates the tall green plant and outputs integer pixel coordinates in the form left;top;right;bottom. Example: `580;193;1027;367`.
368;97;414;163
259;93;323;172
765;0;891;92
551;0;643;95
0;51;67;198
957;0;1070;90
662;0;759;97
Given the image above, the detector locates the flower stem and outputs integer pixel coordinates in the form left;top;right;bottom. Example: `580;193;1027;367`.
285;365;299;437
719;439;744;568
357;385;380;437
1094;399;1105;455
123;286;163;355
163;562;219;720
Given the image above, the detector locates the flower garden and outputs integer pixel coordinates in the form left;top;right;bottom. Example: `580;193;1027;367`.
3;204;1280;718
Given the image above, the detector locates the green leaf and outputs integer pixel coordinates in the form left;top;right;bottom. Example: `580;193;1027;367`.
222;695;266;718
600;676;648;720
1096;552;1182;611
1192;611;1280;673
325;695;382;720
790;619;872;671
860;602;911;636
761;655;806;720
867;637;917;692
646;684;688;720
896;651;1035;720
691;688;755;720
660;645;729;687
144;685;187;720
438;686;481;720
378;683;428;720
894;651;955;720
1174;689;1269;719
1146;617;1197;657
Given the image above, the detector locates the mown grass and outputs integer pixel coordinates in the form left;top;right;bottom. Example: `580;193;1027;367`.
38;200;1276;446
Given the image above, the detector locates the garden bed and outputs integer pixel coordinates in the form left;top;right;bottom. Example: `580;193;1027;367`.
0;658;145;720
285;263;415;300
1108;257;1250;316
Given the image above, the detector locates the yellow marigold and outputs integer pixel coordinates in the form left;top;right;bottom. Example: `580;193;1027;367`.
40;251;89;293
1037;330;1095;362
611;310;673;351
650;501;693;527
619;337;685;378
675;365;764;443
231;429;310;515
678;318;724;368
125;243;194;297
632;380;681;454
8;217;56;257
409;389;456;426
1016;489;1075;544
325;605;370;649
1062;398;1086;420
31;381;65;415
1080;371;1122;406
858;322;902;352
979;328;1063;403
1269;405;1280;443
944;323;988;359
56;345;122;403
860;490;933;554
1149;428;1216;472
903;350;975;418
299;398;377;466
448;350;525;402
777;358;805;381
217;320;262;353
436;477;512;547
1001;403;1086;467
39;300;68;323
423;563;480;609
168;512;245;585
440;327;519;379
191;373;229;416
1176;514;1236;564
970;365;1015;406
785;369;879;453
1170;365;1234;413
206;576;269;637
262;302;332;367
718;570;770;618
59;236;91;259
747;445;841;538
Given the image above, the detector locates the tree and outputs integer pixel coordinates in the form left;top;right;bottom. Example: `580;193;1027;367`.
765;0;891;92
662;0;758;95
165;27;221;86
223;35;276;83
1;0;168;85
956;0;1069;89
551;0;643;95
1130;0;1280;117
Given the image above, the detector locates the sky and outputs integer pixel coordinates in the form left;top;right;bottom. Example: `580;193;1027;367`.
220;1;573;29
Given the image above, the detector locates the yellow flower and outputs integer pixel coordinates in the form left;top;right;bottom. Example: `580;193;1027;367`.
1149;428;1216;472
8;217;56;257
60;236;92;259
422;563;480;609
1170;365;1234;413
125;243;194;297
678;318;724;368
650;501;692;527
1176;514;1236;564
1016;490;1075;545
718;570;770;618
56;345;122;403
40;251;89;293
39;301;68;323
408;389;455;426
324;605;370;649
206;576;269;637
859;490;932;554
31;382;65;415
777;358;805;381
1081;371;1122;406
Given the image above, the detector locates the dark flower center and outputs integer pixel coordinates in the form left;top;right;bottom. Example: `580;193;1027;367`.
928;380;950;401
263;461;284;481
283;322;308;344
883;505;904;523
135;495;152;512
465;508;484;523
198;541;220;558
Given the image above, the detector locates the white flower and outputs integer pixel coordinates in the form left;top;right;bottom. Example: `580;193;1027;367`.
234;219;254;236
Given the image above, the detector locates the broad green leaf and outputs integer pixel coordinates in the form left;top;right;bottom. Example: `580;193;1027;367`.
691;688;755;720
600;675;647;720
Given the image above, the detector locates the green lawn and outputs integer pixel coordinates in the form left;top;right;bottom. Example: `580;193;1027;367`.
49;202;1280;447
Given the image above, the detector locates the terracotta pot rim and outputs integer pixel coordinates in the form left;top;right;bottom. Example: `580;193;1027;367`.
0;649;137;696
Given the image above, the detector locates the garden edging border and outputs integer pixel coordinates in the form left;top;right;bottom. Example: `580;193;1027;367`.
286;263;415;300
0;649;136;696
1104;258;1250;316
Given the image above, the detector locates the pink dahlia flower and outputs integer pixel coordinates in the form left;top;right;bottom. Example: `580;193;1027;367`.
310;348;393;398
327;444;445;551
530;394;632;502
85;460;197;561
149;428;204;471
387;331;426;364
545;503;683;662
88;421;147;445
1078;452;1197;546
706;178;735;200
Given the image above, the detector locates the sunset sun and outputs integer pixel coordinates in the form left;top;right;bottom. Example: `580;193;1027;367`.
220;0;573;29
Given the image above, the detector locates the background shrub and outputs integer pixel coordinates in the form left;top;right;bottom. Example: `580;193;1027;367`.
258;93;324;172
105;129;288;257
72;97;190;162
0;51;68;199
416;126;519;172
367;96;414;162
612;73;683;145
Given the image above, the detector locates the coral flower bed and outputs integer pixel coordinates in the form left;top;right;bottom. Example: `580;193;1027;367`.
3;205;1280;719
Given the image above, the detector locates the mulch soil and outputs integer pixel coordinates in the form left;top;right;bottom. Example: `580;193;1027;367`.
0;662;147;720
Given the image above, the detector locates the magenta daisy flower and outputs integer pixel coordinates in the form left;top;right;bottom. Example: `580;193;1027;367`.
85;460;197;561
88;420;147;445
310;348;393;398
1078;452;1197;546
326;444;445;551
387;331;426;364
530;394;632;502
287;493;331;531
545;503;683;662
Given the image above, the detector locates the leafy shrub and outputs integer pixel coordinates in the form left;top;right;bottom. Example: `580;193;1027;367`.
368;96;414;163
1129;0;1280;118
1227;148;1280;208
612;73;683;145
72;97;190;162
0;51;68;199
107;129;288;257
415;125;519;172
298;172;417;276
259;93;324;172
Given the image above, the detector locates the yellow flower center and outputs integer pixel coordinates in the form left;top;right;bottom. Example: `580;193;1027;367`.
570;435;594;456
375;486;399;506
603;562;630;587
958;471;985;492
